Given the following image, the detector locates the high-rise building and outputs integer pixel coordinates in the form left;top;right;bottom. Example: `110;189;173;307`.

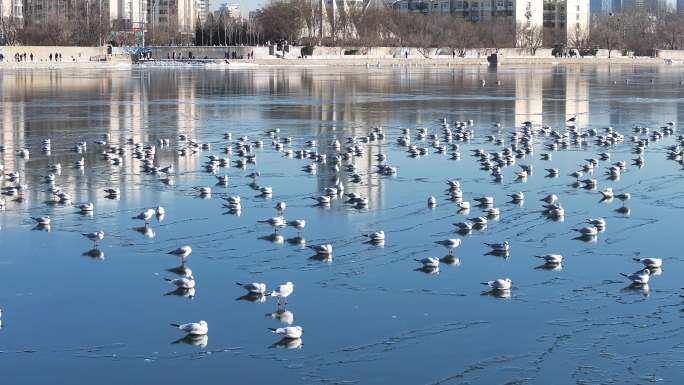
147;0;197;38
0;0;22;20
543;0;590;46
217;2;241;18
195;0;208;22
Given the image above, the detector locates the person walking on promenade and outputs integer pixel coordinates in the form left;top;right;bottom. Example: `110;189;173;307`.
30;53;33;61
49;53;53;61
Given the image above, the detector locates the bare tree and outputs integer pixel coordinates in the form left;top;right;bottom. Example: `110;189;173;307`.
0;15;20;45
656;12;684;49
516;23;544;55
255;0;303;43
590;13;623;58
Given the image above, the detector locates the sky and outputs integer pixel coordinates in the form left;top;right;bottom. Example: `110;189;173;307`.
210;0;266;13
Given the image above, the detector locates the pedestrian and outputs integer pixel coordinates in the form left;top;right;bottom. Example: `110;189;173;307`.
30;53;33;61
49;53;52;61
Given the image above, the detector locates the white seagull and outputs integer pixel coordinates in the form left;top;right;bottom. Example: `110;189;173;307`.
363;231;385;241
170;320;208;335
485;241;510;252
308;244;333;255
168;246;193;259
535;254;563;264
132;208;156;224
434;238;462;254
236;282;267;294
620;269;650;285
270;282;294;305
481;278;512;290
32;216;51;226
633;257;662;268
415;257;440;268
165;276;196;289
82;231;105;246
268;325;303;339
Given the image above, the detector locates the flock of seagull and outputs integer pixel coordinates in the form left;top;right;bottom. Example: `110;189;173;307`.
0;114;680;347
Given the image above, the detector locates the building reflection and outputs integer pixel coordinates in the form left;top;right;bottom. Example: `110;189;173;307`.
0;65;680;215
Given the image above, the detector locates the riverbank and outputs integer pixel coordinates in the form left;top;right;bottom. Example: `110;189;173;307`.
0;56;674;70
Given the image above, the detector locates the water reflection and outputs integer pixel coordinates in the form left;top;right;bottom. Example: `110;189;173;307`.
1;66;682;216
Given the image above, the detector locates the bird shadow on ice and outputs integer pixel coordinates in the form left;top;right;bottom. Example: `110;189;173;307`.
269;337;302;349
82;248;104;260
236;293;267;303
172;334;208;348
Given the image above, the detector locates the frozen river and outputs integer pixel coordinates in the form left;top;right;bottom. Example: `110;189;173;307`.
1;64;684;384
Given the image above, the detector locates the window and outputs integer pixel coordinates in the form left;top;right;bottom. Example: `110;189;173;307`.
497;1;504;6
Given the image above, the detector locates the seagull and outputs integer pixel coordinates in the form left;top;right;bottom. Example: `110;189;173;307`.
615;192;631;204
275;201;287;213
633;257;662;268
540;194;559;204
573;226;598;236
600;188;614;199
260;186;273;195
287;219;306;234
308;244;333;256
453;221;473;232
268;326;303;339
165;275;196;289
535;254;563;264
32;216;51;226
236;282;267;294
76;203;94;213
427;196;437;207
132;208;155;224
434;239;462;254
468;216;488;225
82;231;105;246
156;206;166;216
258;216;286;232
474;196;494;205
620;269;650;285
484;241;510;252
484;207;500;216
586;218;606;227
415;257;440;268
509;192;524;201
311;195;331;204
481;278;512;290
104;188;120;197
170;320;208;336
569;171;583;179
363;231;385;241
270;282;294;305
168;246;193;259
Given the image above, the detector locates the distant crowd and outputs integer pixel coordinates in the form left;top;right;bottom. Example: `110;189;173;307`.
0;51;75;63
